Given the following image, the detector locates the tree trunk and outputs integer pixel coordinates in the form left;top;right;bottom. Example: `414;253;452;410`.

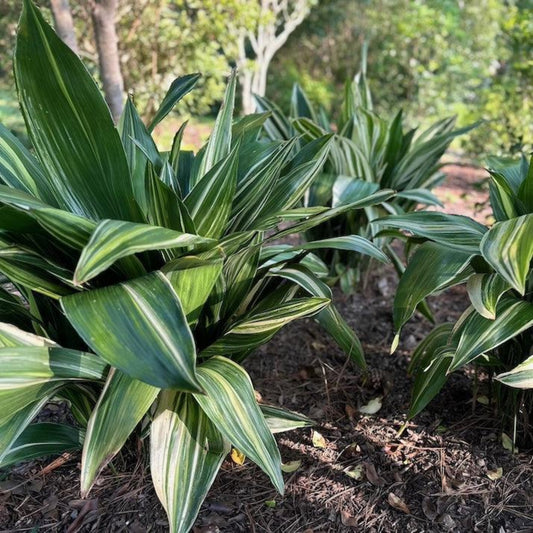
90;0;124;122
50;0;79;54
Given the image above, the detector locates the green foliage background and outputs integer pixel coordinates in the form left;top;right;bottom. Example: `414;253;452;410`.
0;0;531;155
268;0;533;156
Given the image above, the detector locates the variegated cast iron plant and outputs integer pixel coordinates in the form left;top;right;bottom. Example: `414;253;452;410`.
377;155;533;445
256;52;473;292
0;2;394;531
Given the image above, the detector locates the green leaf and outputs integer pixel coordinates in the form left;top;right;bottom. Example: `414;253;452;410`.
0;247;76;299
260;404;314;434
61;272;201;391
0;422;83;468
0;346;107;388
466;273;511;320
480;214;533;295
163;256;224;324
394;242;473;334
293;235;389;263
271;189;395;241
148;74;201;132
0;287;33;331
194;357;284;493
270;264;365;367
496;355;533;389
376;212;487;253
194;71;236;183
230;140;296;232
0;123;56;204
119;98;161;212
74;220;214;284
201;298;329;357
184;145;239;238
395;188;443;207
450;298;533;372
255;135;333;220
81;369;158;495
409;350;453;419
151;391;229;533
0;397;53;464
15;0;141;222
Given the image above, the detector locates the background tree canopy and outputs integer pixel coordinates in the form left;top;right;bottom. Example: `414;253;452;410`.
0;0;531;156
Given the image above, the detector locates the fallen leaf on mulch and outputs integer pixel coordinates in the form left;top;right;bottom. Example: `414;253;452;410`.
312;430;327;449
345;404;357;421
387;492;410;514
230;448;245;465
281;460;301;473
422;496;438;520
341;510;357;526
486;467;503;480
359;396;383;415
344;464;364;480
364;462;385;486
502;433;518;453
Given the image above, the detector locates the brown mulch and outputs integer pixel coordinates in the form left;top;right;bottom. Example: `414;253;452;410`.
1;167;532;533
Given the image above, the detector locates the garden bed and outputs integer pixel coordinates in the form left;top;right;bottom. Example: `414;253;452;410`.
1;168;532;533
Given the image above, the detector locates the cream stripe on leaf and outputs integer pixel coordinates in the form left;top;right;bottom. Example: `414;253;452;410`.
74;219;215;284
80;369;159;496
151;391;229;533
61;272;201;391
194;357;284;494
480;214;533;295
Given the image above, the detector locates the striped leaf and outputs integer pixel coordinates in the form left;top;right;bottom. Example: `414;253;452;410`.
409;348;453;419
254;135;333;220
395;188;443;207
61;272;201;391
0;185;99;251
0;422;83;468
260;404;314;434
81;369;159;496
194;357;284;493
151;391;230;533
293;235;389;263
271;264;365;367
145;163;196;234
201;298;329;357
184;145;239;238
194;71;236;183
271;189;395;241
496;355;533;389
119;98;161;212
0;288;33;331
466;273;511;320
0;397;53;464
393;242;473;335
376;212;487;254
163;256;223;325
332;177;380;208
0;346;107;389
0;123;56;204
230;140;296;232
15;0;141;222
480;214;533;295
450;298;533;372
148;74;201;132
74;220;214;284
0;247;76;299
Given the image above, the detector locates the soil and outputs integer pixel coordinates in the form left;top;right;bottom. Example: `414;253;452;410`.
1;166;532;533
